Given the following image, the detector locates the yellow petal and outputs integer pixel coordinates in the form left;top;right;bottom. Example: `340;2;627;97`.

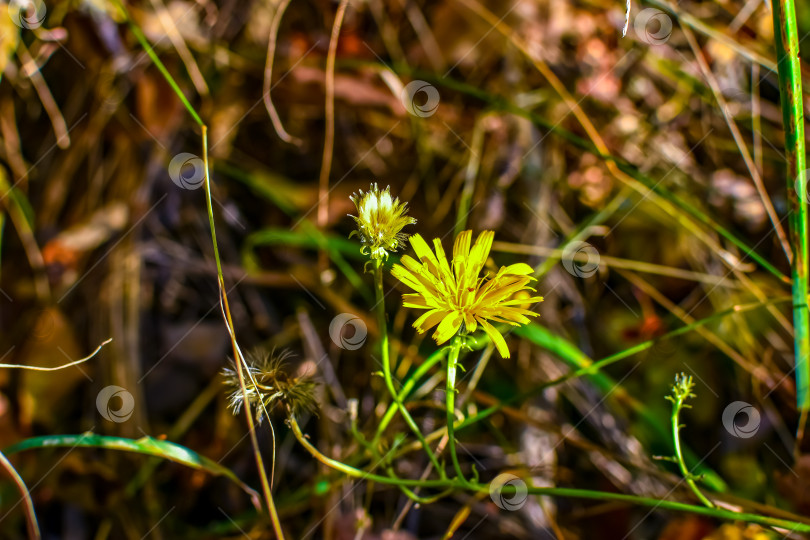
432;238;456;287
414;309;450;334
478;318;510;358
410;234;440;271
499;296;544;306
432;312;463;345
393;259;443;302
468;231;494;272
502;263;535;275
453;230;472;260
391;263;422;291
402;293;432;309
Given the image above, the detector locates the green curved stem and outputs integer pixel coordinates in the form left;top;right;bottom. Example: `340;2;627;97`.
111;2;284;536
372;260;443;475
668;375;714;508
288;415;810;532
0;450;40;540
371;348;447;447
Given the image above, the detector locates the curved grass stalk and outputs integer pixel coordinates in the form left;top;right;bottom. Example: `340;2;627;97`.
367;60;789;285
471;297;791;430
111;1;284;536
287;414;810;532
5;434;261;509
645;0;776;74
0;450;40;540
681;25;790;262
0;168;50;302
317;0;350;269
772;0;810;410
495;241;744;286
263;0;300;145
454;0;790;286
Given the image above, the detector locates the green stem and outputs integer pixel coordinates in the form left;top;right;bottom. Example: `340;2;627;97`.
112;0;203;127
371;349;447;447
669;376;714;508
446;337;471;484
372;260;443;475
287;415;810;533
203;132;285;538
111;2;285;535
773;0;810;410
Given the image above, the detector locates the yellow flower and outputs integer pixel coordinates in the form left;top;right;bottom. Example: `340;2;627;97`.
349;184;416;260
391;230;543;358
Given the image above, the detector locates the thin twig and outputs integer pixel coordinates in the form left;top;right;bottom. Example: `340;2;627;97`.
263;0;301;145
0;338;112;371
680;24;791;263
317;0;350;271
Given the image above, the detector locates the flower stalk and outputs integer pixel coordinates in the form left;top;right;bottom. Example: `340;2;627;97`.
287;413;810;533
372;258;444;475
445;336;473;485
666;373;714;508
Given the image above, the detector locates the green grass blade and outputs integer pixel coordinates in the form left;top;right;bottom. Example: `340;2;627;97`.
773;0;810;409
5;434;261;509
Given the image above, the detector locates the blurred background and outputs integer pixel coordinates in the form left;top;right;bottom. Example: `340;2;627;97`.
1;0;810;538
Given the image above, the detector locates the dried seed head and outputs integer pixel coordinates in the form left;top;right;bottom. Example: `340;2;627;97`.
222;348;318;423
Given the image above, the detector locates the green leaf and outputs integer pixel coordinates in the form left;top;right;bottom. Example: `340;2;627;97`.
5;433;261;509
